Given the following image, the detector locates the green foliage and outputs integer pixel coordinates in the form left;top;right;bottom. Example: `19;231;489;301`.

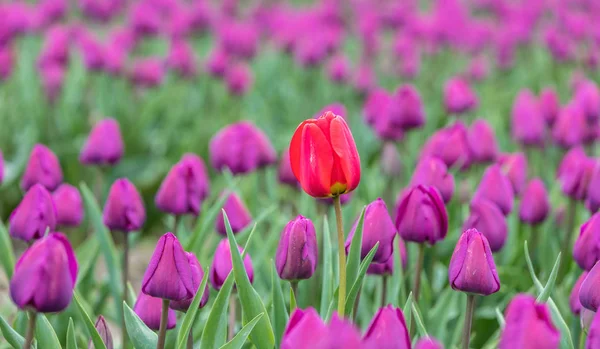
123;303;158;349
176;269;209;349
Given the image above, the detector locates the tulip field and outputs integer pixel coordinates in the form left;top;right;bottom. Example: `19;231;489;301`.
2;0;600;348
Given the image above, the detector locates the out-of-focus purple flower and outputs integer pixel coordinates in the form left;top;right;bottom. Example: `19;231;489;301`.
205;47;229;78
40;63;65;103
218;20;258;60
497;152;528;195
294;36;329;68
557;147;596;200
363;306;411;348
574;213;600;271
103;178;145;233
511;90;545;147
35;0;67;28
389;84;425;131
90;315;113;349
80;118;124;166
472;164;514;215
553;102;586;149
580;261;600;311
134;292;176;331
467;56;488;82
52;184;83;227
73;26;105;71
22;144;63;191
499;294;560;349
10;232;77;312
575;81;600;123
0;45;14;80
327;54;350;84
539;87;560;126
354;61;375;94
444;77;478;114
170;252;209;312
38;25;70;67
225;63;253;96
362;89;403;141
463;197;507;252
10;184;57;242
316;103;346;120
395;185;448;245
276;216;318;281
588;165;600;213
570;271;588;315
415;338;444;349
129;2;162;37
166;5;192;39
167;40;197;78
278;149;298;188
367;238;407;275
410;156;454;203
468;119;499;163
281;308;328;349
519;178;550;225
80;0;121;22
380;143;402;177
215;192;252;235
421;121;471;170
545;27;574;62
189;1;212;33
210;238;254;290
130;58;165;88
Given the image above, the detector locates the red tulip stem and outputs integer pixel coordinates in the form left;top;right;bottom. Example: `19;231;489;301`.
157;299;170;349
24;311;36;349
122;231;130;349
462;294;476;349
228;294;237;340
333;195;347;316
413;244;425;302
381;275;388;307
187;330;194;349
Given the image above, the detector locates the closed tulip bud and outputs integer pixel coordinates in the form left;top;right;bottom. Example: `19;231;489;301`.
468;119;499;163
205;47;229;78
130;58;165;88
463;198;507;252
170;252;209;312
80;118;124;166
570;271;588;315
364;89;391;127
380;143;402;177
557;147;595;200
467;57;488;82
289;112;361;198
575;81;600;122
210;239;254;290
499;294;560;349
21;144;63;191
10;232;78;312
216;192;252;235
129;3;161;37
167;40;196;78
411;156;455;203
10;184;57;242
473;164;514;215
52;184;83;227
587;311;600;348
73;27;105;72
276;216;318;281
449;228;500;295
327;54;350;84
225;63;253;96
134;292;176;331
421;121;471;170
90;316;113;349
395;185;448;245
415;338;444;349
575;214;600;271
367;238;408;276
156;154;210;216
362;306;411;348
540;88;560;126
103;178;146;233
328;313;365;347
444;77;478;114
345;198;396;263
497;152;528;195
519;178;550;225
389;84;425;131
278;149;298;188
281;308;328;349
511;90;545;147
553;102;586;148
588;165;600;213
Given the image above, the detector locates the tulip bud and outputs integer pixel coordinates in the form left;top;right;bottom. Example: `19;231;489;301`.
557;147;595;200
327;54;350;84
364;89;391;127
103;178;146;232
205;47;229;78
467;57;488;82
571;271;588;315
155;154;210;216
421;121;471;170
395;185;448;245
539;88;560;126
80;118;124;166
167;40;197;78
575;81;600;122
588;165;600;213
587;311;600;348
574;213;600;271
580;261;600;312
281;308;328;349
130;58;165;88
10;184;57;242
472;164;514;215
225;63;253;96
278;149;299;188
389;84;425;131
170;252;209;312
519;178;550;225
215;192;252;235
89;316;113;349
129;2;161;37
52;184;83;227
463;198;507;252
21;144;63;191
468;119;499;163
210;239;254;290
276;216;318;281
362;306;411;348
10;232;78;312
449;228;500;295
380;143;402;177
354;62;375;94
289;112;361;197
444;77;478;114
499;294;560;349
326;313;363;347
345;198;396;263
511;90;545;147
415;338;444;349
133;292;176;331
411;156;455;203
553;102;586;148
497;152;528;195
367;238;408;275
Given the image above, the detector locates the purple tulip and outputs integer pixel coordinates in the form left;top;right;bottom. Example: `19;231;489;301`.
553;102;586;148
519;178;550;225
380;143;402;177
21;144;63;191
103;178;146;233
575;81;600;122
463;197;507;252
205;47;229;78
166;6;192;40
511;89;545;147
167;40;197;78
155;154;210;216
539;88;560;126
278;149;298;188
80;0;120;22
170;252;209;312
587;165;600;213
421;121;471;170
557;147;595;200
395;185;448;245
325;313;363;347
444;77;478;114
574;213;600;271
467;56;488;82
362;89;404;141
587;311;600;348
215;192;252;235
0;46;14;80
327;54;350;84
10;184;57;242
37;25;70;67
90;316;113;349
449;228;500;295
52;184;83;227
225;63;253;96
73;27;105;72
218;20;258;60
80;118;124;166
363;306;411;349
410;156;455;204
497;153;528;195
209;239;254;290
468;119;499;163
499;294;560;349
281;308;328;349
389;84;425;131
276;216;318;281
354;61;376;94
473;164;514;215
367;238;407;276
570;271;588;315
415;338;444;349
129;2;161;37
130;58;165;88
10;232;78;312
134;292;176;331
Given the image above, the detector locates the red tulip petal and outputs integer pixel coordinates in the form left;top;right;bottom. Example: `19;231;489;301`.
300;124;333;197
289;121;308;183
329;117;361;192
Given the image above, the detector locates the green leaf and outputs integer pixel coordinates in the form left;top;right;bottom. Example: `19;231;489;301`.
223;210;275;349
320;216;333;318
75;236;100;286
495;308;505;328
389;235;406;305
289;286;297;313
411;300;429;337
176;269;209;349
79;183;122;319
123;302;158;349
35;314;61;349
0;220;15;279
344;242;379;317
0;315;24;348
536;252;561;303
219;313;265;349
271;261;288;347
185;190;232;252
403;293;413;332
345;208;366;288
73;291;107;349
200;274;235;349
66;318;77;349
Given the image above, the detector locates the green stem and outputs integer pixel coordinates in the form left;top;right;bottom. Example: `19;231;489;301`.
187;330;194;349
157;299;170;349
414;244;425;302
173;215;179;235
24;311;37;349
290;281;298;312
463;295;476;349
579;329;587;349
228;294;236;340
122;232;130;349
333;196;347;317
560;199;577;278
381;275;388;307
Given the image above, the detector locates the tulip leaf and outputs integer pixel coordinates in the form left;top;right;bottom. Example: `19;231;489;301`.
35;314;61;349
75;236;100;286
271;261;288;347
200;273;235;349
176;268;210;349
0;220;15;279
73;291;107;349
289;286;297;312
344;242;379;317
320;215;333;318
403;292;413;331
219;312;265;349
185;188;233;253
223;210;275;349
495;308;505;328
536;252;561;303
345;207;366;289
411;299;429;337
66;318;77;349
0;315;24;349
80;183;122;320
123;302;158;349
